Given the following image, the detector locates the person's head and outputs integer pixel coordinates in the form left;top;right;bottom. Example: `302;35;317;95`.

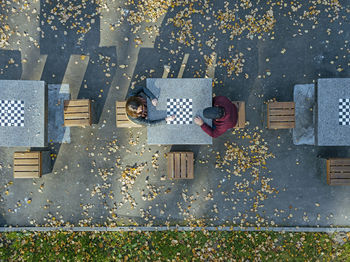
126;96;144;118
203;106;225;119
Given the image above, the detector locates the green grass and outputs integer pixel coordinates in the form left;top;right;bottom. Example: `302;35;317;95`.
0;231;349;261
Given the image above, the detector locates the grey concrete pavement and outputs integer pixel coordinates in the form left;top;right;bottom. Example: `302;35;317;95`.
0;1;350;228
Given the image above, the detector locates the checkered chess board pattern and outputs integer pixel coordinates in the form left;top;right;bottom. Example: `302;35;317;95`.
167;98;193;125
339;98;350;125
0;100;25;127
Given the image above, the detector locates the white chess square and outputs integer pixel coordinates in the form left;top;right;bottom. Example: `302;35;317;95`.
339;98;350;125
0;100;25;127
167;98;193;125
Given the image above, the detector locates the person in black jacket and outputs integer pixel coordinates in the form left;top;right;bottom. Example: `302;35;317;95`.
126;86;175;126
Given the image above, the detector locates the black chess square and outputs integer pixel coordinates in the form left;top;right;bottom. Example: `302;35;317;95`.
339;98;350;125
0;100;25;127
167;98;193;125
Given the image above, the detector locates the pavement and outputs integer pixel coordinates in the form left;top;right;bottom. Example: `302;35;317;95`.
1;1;350;228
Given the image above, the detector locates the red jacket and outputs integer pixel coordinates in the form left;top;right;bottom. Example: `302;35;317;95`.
201;96;238;138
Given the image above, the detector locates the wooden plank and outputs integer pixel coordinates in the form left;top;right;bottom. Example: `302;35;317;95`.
268;102;295;109
180;153;187;178
64;106;89;113
326;159;331;185
174;153;181;179
329;173;350;179
88;100;92;125
64;99;89;107
116;101;126;108
14;152;40;159
14;171;40;178
329;159;350;165
268;109;295;116
330;166;350;172
167;153;174;179
64;113;90;119
269;115;295;122
39;152;42;177
329;179;350;185
186;152;194;179
116;114;129;121
269;121;295;129
14;159;38;165
14;165;39;172
64;119;90;126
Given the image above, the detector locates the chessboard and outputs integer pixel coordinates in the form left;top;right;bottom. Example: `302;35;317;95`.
0;100;25;127
339;98;350;125
167;98;193;124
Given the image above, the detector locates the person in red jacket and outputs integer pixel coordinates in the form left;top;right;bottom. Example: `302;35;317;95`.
194;96;238;138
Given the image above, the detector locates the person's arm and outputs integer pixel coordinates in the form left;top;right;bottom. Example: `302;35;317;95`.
126;86;157;100
126;86;144;98
142;86;157;100
201;123;226;138
128;116;166;127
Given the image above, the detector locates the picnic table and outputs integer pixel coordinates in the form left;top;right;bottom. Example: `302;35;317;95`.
146;78;212;145
317;78;350;146
0;80;47;147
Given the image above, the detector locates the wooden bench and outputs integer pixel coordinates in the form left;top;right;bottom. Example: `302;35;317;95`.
232;101;246;128
327;158;350;185
116;101;142;128
64;99;91;127
14;151;42;178
167;152;194;180
267;102;295;129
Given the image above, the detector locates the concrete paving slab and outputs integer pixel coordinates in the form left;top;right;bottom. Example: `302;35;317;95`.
1;1;350;229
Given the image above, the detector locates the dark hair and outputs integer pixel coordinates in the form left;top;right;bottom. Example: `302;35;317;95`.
126;96;143;118
203;106;225;119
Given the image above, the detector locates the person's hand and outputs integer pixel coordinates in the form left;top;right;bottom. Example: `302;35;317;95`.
194;116;204;126
166;115;176;122
152;98;158;106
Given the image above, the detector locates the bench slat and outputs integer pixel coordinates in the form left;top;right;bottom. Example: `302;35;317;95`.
329;159;350;165
269;121;295;129
64;99;89;107
329;173;350;179
14;152;40;159
64;119;90;126
174;153;181;179
64;106;89;113
180;153;186;178
328;179;350;185
14;159;38;165
116;101;126;108
268;102;295;109
14;171;40;178
330;166;350;172
269;115;295;122
14;165;39;172
186;153;194;179
64;113;90;119
269;109;295;116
